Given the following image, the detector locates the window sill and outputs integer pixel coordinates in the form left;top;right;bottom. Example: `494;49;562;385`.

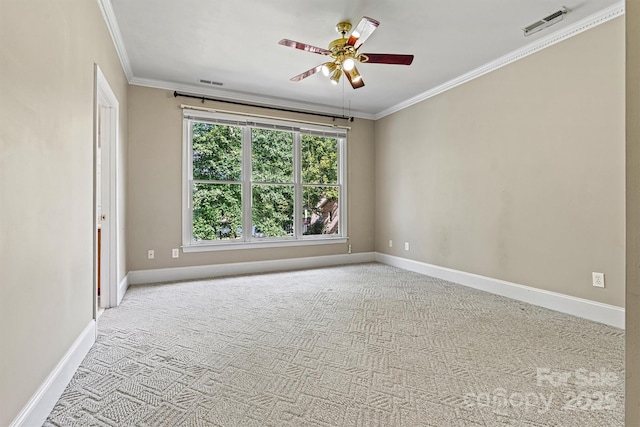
182;237;348;253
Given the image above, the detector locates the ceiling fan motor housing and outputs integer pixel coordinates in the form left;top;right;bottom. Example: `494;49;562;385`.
329;38;357;66
329;22;359;70
335;22;352;36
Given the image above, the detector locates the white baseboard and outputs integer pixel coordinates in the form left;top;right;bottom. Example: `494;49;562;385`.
129;251;624;328
117;273;129;306
10;320;96;427
129;252;376;285
376;253;625;329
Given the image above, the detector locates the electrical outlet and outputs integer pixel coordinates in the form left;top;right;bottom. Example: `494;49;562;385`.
148;250;154;260
348;244;352;254
592;272;605;288
404;242;409;251
389;240;393;248
172;248;179;258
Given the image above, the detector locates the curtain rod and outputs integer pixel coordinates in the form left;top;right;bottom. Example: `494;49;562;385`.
180;104;351;131
173;91;354;123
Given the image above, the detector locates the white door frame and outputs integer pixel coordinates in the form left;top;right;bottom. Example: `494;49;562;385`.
94;64;119;316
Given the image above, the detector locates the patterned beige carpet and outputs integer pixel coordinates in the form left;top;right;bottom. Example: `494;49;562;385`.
45;263;624;426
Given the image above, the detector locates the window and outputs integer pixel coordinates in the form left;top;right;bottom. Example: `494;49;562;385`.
182;110;347;251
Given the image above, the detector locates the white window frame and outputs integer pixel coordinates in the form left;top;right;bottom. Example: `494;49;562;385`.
182;109;348;252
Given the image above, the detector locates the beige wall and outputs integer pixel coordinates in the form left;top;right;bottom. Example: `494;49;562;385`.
627;0;640;422
0;2;632;423
0;0;128;425
127;86;375;271
375;17;625;307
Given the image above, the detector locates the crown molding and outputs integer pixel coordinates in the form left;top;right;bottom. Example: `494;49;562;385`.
374;1;625;120
129;76;377;120
96;0;133;81
98;0;622;122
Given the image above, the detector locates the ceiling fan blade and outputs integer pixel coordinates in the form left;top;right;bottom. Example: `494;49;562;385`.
359;53;414;65
278;39;331;55
290;65;323;82
347;16;380;49
345;66;365;89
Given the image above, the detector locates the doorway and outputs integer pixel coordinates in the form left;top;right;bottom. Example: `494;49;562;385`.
94;65;119;319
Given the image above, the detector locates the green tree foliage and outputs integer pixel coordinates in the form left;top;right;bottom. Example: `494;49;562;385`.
251;129;294;237
302;135;337;184
252;128;293;183
193;123;241;181
191;122;339;240
193;183;242;240
301;135;339;234
192;123;242;241
252;185;293;237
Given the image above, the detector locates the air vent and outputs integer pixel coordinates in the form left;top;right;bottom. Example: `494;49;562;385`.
524;20;546;33
199;79;224;86
524;6;569;36
543;10;565;22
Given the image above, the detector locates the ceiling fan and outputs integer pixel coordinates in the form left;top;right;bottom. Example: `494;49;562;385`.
278;16;414;89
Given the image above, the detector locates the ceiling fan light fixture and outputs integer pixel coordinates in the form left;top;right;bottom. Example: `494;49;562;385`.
321;62;337;77
330;68;342;85
350;67;362;82
342;57;355;71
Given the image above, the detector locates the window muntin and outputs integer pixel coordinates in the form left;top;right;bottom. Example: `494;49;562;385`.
183;111;347;250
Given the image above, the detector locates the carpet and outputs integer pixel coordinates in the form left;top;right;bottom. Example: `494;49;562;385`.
45;263;625;426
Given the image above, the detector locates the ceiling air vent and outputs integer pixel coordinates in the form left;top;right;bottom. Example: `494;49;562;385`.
199;79;224;86
523;6;569;36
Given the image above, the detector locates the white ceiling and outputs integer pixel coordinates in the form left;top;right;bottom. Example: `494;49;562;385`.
106;0;622;119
